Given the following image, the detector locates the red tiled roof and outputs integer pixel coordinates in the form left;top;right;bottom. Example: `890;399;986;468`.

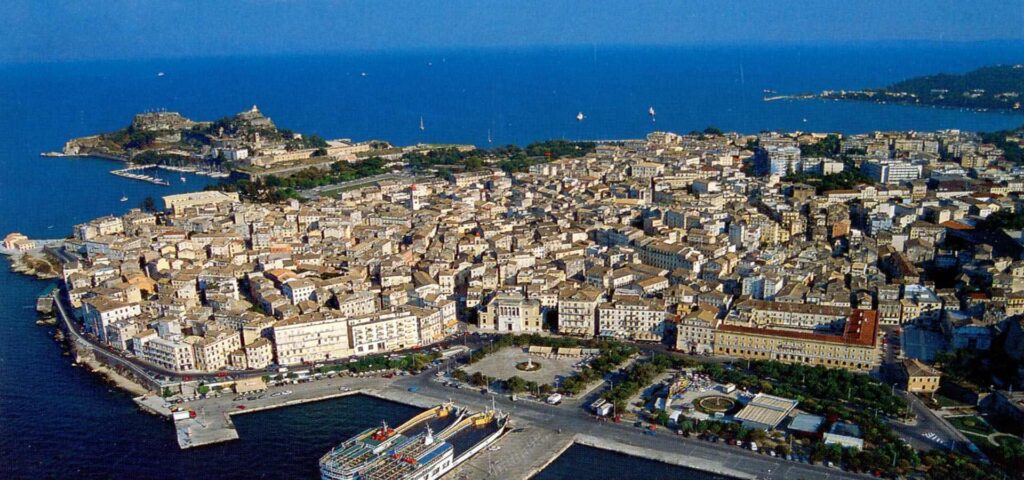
718;309;878;347
939;221;973;231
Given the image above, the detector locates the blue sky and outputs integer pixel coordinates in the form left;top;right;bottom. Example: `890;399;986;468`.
3;0;1023;62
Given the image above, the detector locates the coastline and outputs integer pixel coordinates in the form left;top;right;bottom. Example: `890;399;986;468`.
76;353;151;397
781;95;1024;116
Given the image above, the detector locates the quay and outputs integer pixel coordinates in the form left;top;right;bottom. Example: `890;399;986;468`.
130;369;871;480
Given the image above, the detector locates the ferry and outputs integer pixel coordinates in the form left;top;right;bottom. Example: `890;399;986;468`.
319;404;508;480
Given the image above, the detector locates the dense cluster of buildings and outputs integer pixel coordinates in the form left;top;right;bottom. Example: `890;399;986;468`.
49;126;1024;378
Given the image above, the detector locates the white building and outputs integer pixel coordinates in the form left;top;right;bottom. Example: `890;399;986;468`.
272;312;351;365
142;336;196;372
597;296;665;341
861;160;922;184
348;310;420;356
478;292;543;333
81;297;141;343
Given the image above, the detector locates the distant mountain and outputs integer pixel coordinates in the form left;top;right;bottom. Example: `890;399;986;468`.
816;64;1024;112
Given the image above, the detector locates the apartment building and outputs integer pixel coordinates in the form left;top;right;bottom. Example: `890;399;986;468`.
272;312;351;365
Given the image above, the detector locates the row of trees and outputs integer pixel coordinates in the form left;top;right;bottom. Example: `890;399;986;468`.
799;134;842;158
313;351;441;375
602;354;679;412
783;166;874;193
558;342;638;396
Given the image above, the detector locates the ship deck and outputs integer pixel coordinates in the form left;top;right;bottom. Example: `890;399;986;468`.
445;418;501;457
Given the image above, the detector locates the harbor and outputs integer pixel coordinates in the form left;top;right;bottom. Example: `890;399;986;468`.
126;368;865;480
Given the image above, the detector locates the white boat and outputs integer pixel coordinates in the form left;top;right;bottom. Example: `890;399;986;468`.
648;106;656;117
180;176;186;183
576;112;585;122
419;116;425;131
487;129;492;144
120;194;128;202
157;72;165;77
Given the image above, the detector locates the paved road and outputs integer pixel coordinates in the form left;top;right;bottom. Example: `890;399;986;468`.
394;368;873;480
889;391;964;452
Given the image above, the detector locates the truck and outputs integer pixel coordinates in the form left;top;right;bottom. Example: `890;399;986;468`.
596;403;614;417
590;398;607;413
546;393;563;405
440;345;470;359
171;410;192;422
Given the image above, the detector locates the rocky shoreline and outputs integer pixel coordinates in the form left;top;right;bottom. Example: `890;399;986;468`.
9;251;60;279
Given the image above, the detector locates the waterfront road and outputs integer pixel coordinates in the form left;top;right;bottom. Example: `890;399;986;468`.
393;369;873;480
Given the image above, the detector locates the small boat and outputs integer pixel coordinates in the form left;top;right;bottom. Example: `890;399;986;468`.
419;116;425;131
157;72;165;77
487;129;492;144
648;106;656;122
120;194;128;202
180;176;186;183
576;112;585;122
360;72;367;77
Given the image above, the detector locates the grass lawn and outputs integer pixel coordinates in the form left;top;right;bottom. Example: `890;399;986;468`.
949;415;995;436
995;435;1023;449
964;432;993;447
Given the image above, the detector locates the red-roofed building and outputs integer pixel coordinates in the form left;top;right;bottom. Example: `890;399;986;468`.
713;309;881;371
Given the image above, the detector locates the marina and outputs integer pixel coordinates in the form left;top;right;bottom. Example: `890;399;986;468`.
110;165;171;185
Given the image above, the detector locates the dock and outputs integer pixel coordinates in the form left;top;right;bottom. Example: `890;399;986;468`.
129;371;871;480
110;165;171;185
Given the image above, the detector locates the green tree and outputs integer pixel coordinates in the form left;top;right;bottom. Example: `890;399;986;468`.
470;372;489;387
505;376;528;394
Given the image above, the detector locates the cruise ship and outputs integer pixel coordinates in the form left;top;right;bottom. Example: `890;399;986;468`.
319;403;508;480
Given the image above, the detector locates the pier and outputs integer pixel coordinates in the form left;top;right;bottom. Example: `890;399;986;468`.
110;165;171;185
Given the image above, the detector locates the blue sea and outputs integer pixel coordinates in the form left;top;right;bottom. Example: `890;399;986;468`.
1;44;1023;479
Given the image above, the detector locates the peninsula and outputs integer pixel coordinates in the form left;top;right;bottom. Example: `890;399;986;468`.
775;64;1024;113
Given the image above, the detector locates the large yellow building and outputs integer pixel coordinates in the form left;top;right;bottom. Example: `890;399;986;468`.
714;310;880;371
901;358;942;394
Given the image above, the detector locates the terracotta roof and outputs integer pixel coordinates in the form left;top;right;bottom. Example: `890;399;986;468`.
718;309;878;347
939;221;973;231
